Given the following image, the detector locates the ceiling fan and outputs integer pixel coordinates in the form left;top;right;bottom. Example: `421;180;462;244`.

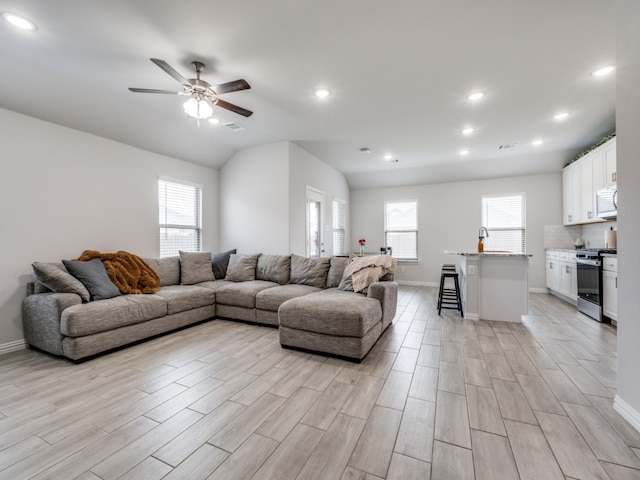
129;58;253;120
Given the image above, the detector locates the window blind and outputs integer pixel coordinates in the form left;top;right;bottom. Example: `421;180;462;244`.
481;193;526;253
159;178;202;258
333;199;346;255
385;200;418;260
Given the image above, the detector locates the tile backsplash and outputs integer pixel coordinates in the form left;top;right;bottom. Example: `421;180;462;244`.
544;221;618;250
544;225;583;249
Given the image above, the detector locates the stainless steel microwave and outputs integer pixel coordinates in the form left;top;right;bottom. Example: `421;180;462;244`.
596;184;618;219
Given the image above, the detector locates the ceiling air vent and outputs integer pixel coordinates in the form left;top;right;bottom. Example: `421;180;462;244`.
223;122;246;131
498;143;517;150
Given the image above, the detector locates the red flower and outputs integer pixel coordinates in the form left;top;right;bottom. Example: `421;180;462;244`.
358;238;366;245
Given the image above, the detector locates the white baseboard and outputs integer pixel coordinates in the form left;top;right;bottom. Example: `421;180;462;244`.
0;339;28;355
396;280;438;287
529;287;549;293
614;395;640;434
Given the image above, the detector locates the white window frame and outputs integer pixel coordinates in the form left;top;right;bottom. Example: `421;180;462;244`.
158;176;203;258
332;198;347;256
481;193;526;253
384;200;418;260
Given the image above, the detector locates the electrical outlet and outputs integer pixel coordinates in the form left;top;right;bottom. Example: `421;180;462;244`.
400;266;405;273
468;265;476;275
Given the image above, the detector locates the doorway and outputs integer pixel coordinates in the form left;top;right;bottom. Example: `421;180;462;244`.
306;187;324;257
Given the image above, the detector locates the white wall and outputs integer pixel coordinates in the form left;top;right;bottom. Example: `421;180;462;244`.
288;142;350;256
351;173;562;289
0;107;219;348
614;0;640;429
219;142;290;254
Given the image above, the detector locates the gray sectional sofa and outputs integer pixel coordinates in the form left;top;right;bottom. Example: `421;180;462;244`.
22;252;398;362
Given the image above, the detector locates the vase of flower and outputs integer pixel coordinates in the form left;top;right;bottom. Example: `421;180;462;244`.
358;238;366;256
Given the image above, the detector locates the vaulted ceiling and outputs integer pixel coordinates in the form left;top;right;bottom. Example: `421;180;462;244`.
0;0;615;189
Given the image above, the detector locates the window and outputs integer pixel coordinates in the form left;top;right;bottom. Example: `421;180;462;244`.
481;193;526;253
158;177;202;257
332;199;346;255
385;200;418;260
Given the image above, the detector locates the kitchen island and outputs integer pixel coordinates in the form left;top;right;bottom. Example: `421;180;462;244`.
444;251;532;322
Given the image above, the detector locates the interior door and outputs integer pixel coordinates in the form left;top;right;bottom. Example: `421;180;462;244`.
306;187;324;257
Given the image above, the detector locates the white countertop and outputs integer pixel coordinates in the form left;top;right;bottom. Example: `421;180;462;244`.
445;250;532;257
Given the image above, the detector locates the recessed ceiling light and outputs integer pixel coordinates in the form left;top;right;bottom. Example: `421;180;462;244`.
460;149;470;156
553;112;570;121
383;154;394;161
467;91;485;101
462;127;475;135
1;12;37;31
208;117;220;125
314;89;330;98
531;139;543;146
592;65;615;77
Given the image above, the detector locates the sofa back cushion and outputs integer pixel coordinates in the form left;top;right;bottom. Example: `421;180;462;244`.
62;258;121;301
144;257;181;286
211;249;237;279
327;256;350;288
225;254;261;282
257;255;291;285
290;254;331;288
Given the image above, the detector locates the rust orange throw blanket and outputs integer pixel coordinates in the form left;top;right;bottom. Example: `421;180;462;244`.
77;250;161;294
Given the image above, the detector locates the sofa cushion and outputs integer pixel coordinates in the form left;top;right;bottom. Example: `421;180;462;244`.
195;279;234;292
32;261;91;303
153;285;216;315
144;257;180;286
225;254;260;282
180;251;215;285
255;284;322;312
279;289;382;337
61;294;167;337
216;280;278;308
327;256;350;288
212;249;237;280
290;254;330;288
256;255;291;285
62;259;121;301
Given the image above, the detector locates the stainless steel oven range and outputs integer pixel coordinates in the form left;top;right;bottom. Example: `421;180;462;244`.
575;248;617;322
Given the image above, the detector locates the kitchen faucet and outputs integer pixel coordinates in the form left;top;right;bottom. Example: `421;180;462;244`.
478;226;489;239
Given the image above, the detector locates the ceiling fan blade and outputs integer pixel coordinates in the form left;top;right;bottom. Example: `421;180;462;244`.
128;88;179;94
214;99;254;117
150;58;189;85
211;79;251;95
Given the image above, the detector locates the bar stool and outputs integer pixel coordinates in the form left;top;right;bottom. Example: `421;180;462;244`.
437;265;463;316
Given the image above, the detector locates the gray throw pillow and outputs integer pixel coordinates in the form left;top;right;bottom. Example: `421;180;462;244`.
256;255;291;285
225;254;260;282
62;258;121;301
32;261;91;303
290;254;331;288
179;251;215;285
327;256;350;288
211;249;237;280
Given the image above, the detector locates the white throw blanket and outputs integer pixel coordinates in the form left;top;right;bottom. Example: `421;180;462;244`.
344;255;397;293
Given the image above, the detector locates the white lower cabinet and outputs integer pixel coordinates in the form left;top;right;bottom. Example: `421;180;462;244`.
546;250;577;302
546;251;560;292
602;256;618;323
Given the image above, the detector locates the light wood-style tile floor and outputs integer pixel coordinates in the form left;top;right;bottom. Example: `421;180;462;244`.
1;286;638;479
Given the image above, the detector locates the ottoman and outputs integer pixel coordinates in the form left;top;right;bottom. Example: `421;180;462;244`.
278;288;384;361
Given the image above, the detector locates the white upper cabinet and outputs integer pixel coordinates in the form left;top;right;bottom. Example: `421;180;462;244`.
563;137;616;226
604;138;617;186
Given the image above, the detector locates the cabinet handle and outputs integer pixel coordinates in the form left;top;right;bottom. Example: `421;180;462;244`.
550;262;553;269
568;215;572;222
616;277;617;288
566;266;570;274
613;172;617;182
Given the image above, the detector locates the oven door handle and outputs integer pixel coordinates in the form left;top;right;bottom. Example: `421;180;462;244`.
576;258;601;266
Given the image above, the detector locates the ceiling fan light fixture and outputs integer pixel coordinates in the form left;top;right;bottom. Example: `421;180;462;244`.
314;89;331;98
183;98;213;119
2;11;37;31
